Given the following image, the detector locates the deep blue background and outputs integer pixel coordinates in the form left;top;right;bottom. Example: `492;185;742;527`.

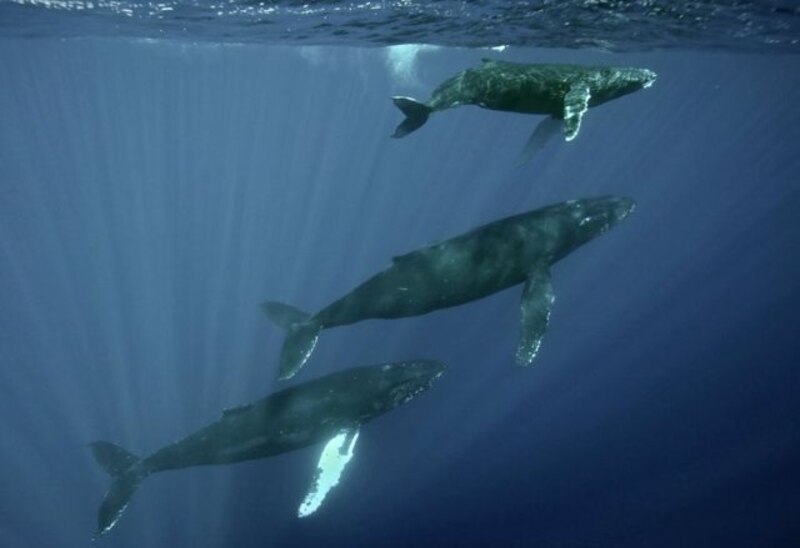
0;41;798;546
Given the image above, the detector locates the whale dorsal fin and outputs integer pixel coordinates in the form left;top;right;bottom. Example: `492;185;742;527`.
563;83;591;141
392;251;414;264
392;240;446;267
298;426;360;518
222;403;252;418
481;58;521;68
516;263;555;365
392;247;428;266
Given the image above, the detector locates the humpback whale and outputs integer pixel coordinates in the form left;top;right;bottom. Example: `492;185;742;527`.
264;196;635;380
392;59;656;161
89;360;445;537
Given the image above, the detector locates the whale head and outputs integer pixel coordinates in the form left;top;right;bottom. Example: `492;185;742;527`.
375;359;447;410
593;67;657;104
548;196;635;257
318;360;446;425
624;67;657;90
573;195;634;237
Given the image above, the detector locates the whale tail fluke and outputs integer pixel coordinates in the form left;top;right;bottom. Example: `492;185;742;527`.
262;301;311;329
89;441;147;538
391;96;431;138
262;301;321;380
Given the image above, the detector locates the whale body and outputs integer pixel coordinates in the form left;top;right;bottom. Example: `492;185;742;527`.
391;59;656;161
264;196;635;380
89;360;445;537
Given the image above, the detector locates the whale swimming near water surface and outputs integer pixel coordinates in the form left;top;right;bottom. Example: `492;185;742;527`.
89;360;445;537
392;59;656;162
264;196;635;380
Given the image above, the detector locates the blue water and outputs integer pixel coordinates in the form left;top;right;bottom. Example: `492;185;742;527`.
1;6;799;548
2;1;800;52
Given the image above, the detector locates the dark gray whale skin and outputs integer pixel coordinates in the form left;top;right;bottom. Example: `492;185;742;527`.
428;60;655;114
265;196;635;379
391;59;656;143
89;360;445;537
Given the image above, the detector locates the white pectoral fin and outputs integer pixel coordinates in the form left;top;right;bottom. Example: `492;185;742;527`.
517;116;562;165
298;427;360;518
516;264;555;366
563;84;591;141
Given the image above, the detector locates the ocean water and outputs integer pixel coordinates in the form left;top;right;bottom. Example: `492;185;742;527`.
1;3;799;547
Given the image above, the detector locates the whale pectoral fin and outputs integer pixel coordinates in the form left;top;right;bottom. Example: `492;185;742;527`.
298;427;360;518
563;84;591;141
517;116;562;165
516;265;555;366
